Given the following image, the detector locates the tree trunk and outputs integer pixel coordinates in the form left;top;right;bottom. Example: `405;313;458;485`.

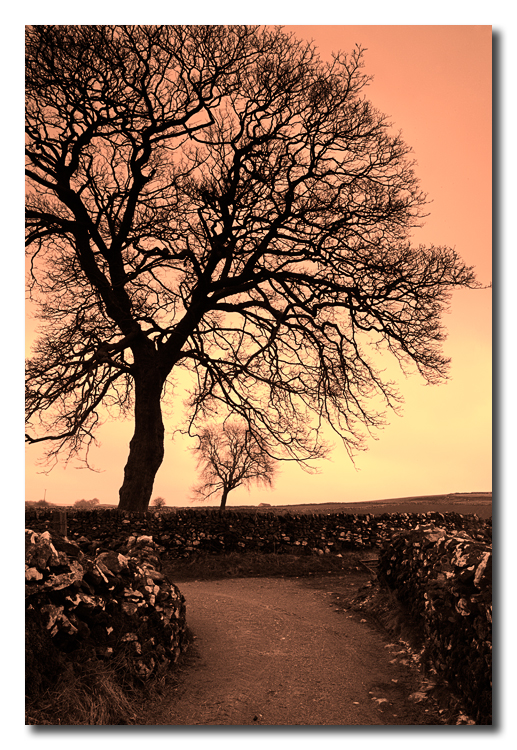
220;488;229;511
118;369;165;512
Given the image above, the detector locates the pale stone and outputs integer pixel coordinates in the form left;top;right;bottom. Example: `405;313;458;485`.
474;551;491;586
40;603;64;630
121;632;138;642
25;566;43;581
121;601;139;616
43;561;84;590
455;597;470;616
424;529;446;543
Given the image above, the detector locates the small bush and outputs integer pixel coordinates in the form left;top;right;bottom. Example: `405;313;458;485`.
74;498;100;509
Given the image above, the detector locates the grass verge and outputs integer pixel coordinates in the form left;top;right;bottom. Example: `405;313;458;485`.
25;630;194;726
161;549;369;581
26;652;141;725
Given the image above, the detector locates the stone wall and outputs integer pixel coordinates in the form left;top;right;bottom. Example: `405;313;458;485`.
377;526;492;724
25;507;491;557
26;509;492;723
25;528;188;699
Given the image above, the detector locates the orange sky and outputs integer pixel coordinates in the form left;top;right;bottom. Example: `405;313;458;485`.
24;25;492;508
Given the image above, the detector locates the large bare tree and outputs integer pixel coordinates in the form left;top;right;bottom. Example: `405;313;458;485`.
25;25;479;512
191;422;276;510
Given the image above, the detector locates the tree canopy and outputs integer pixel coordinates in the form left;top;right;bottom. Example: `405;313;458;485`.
25;25;479;511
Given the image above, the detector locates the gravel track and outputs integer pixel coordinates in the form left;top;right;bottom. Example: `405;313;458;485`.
149;575;445;726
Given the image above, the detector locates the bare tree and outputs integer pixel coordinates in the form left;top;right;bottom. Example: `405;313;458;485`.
191;422;276;510
152;496;166;508
25;25;479;512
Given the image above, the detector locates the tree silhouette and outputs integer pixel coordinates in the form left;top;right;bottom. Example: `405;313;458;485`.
73;497;101;509
191;422;276;510
25;25;479;512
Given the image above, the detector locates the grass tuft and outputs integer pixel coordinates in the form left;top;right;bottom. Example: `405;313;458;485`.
26;630;195;726
26;651;139;725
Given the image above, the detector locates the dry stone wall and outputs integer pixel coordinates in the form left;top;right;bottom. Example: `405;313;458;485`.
25;507;491;557
25;528;188;699
26;508;491;723
377;526;492;725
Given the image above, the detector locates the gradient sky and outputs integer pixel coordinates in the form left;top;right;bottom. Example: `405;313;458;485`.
24;25;492;508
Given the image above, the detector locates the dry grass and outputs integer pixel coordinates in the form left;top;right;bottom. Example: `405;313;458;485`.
26;631;195;726
26;652;140;725
162;549;367;581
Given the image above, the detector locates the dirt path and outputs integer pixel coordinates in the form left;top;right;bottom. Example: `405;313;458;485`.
148;575;445;726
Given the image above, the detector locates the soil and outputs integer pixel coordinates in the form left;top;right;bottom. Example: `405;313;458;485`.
144;571;449;726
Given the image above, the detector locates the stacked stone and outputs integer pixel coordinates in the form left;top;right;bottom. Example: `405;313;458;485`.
377;526;492;724
25;529;188;685
25;507;491;558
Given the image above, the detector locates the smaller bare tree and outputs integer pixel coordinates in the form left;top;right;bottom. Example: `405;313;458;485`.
191;423;277;511
152;496;166;509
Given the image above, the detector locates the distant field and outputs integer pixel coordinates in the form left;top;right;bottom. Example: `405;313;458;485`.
220;492;493;519
27;492;492;519
159;492;492;519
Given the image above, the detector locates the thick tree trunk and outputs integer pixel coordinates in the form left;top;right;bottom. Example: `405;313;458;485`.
118;370;166;512
220;489;229;511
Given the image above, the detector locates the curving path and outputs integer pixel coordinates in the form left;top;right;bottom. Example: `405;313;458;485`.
150;576;443;726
